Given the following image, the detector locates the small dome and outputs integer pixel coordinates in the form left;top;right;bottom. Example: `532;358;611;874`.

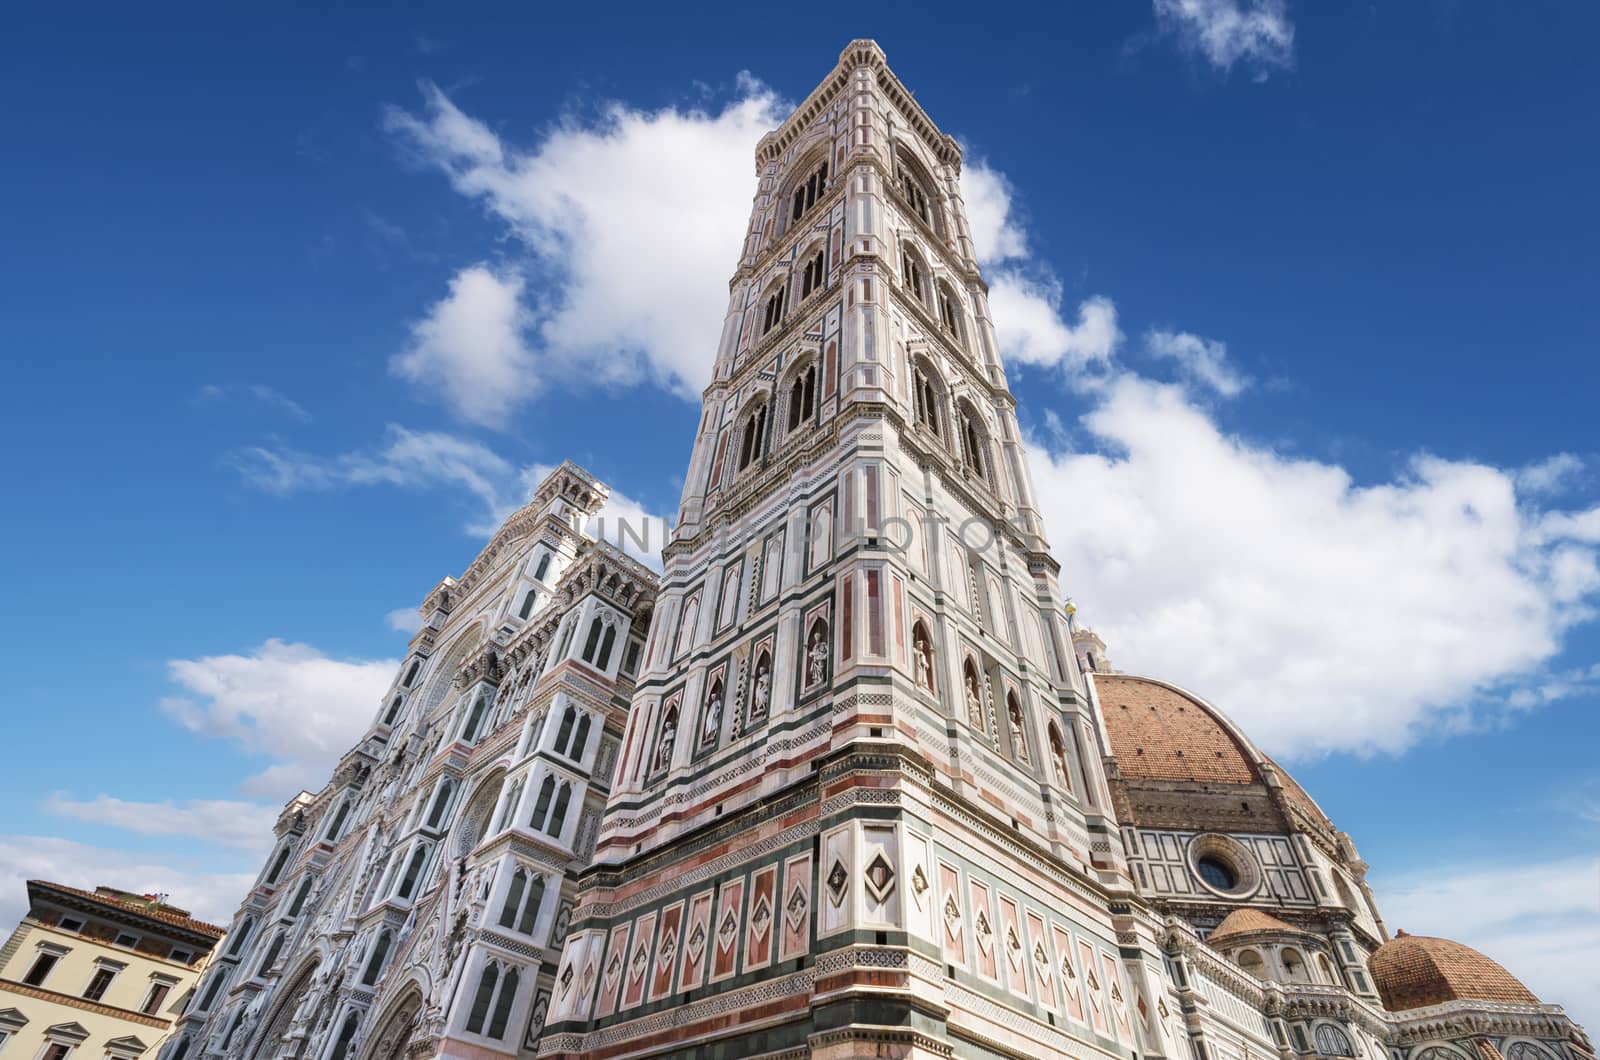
1208;908;1300;944
1369;931;1539;1011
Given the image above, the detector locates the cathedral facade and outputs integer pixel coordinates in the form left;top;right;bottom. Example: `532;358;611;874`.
162;40;1590;1060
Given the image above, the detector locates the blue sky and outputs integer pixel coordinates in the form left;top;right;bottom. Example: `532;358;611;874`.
2;0;1597;1023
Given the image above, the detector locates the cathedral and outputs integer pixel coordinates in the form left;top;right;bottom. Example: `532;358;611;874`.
161;40;1591;1060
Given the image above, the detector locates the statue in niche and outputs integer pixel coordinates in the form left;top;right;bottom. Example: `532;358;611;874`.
807;628;829;687
1010;718;1029;763
701;689;721;746
655;714;677;771
965;669;984;727
751;660;771;718
913;630;934;690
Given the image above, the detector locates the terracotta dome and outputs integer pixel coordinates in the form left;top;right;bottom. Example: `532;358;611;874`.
1095;674;1334;828
1208;908;1300;944
1368;931;1539;1011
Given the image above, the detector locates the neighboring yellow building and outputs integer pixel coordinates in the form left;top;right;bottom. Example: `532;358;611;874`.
0;881;223;1060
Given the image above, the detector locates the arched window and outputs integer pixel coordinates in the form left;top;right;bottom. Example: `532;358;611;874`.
327;1013;359;1060
264;845;292;885
534;553;551;581
1282;947;1308;983
360;930;391;986
789;157;829;225
938;283;963;342
738;402;769;471
1237;949;1266;979
912;362;941;435
520;876;545;935
1048;723;1073;791
324;800;350;842
257;930;286;977
787;363;817;432
901;248;926;303
675;597;701;659
460;695;488;742
961;408;988;482
402;660;420;687
226;918;254;957
555;618;577;662
465;963;499;1034
494;777;524;833
581;619;604;663
396;844;429;899
286;876;313;918
1315;952;1340;986
487;966;519;1039
896;158;932;226
911;622;936;692
546;782;572;838
570;713;592;761
170;1039;191;1060
425;780;455;829
800;248;825;298
1313;1024;1354;1058
382;695;404;726
761;284;787;336
518;589;537;620
198;968;228;1011
554;706;576;754
1006;692;1030;764
498;869;528;929
596;623;617;670
530;776;555;830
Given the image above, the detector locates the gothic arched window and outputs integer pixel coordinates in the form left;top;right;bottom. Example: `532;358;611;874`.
460;695;488;742
258;930;286;977
327;1013;359;1060
554;705;576;754
896;159;932;226
534;553;551;581
402;660;421;687
1313;1025;1354;1058
546;782;572;838
789;158;829;225
960;408;989;482
938;283;963;342
761;284;787;336
518;589;537;620
787;363;817;433
487;966;520;1039
498;869;528;929
425;780;455;829
360;929;391;985
530;776;555;830
226;917;254;957
738;402;769;471
382;695;403;726
395;844;429;899
570;714;592;760
465;963;499;1034
324;800;350;841
595;622;617;670
901;248;926;303
912;361;942;436
264;844;292;886
581;619;604;663
800;247;825;298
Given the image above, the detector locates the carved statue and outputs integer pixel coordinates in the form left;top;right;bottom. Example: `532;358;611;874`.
656;717;677;771
1010;722;1029;763
751;663;771;717
807;630;829;687
701;692;721;745
966;671;984;726
914;634;932;689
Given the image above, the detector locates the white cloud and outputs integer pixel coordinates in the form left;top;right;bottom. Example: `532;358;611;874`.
383;77;787;423
233;425;517;534
1376;857;1600;1030
385;607;423;634
41;794;278;854
1519;452;1585;496
989;280;1121;373
390;265;538;428
1146;328;1250;396
0;834;254;930
962;159;1029;266
1153;0;1295;79
160;639;397;798
194;383;311;422
1032;372;1600;757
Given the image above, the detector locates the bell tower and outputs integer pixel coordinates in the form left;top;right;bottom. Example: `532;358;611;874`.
542;41;1157;1060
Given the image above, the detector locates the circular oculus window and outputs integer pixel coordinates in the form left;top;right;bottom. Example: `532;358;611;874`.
1187;834;1261;899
